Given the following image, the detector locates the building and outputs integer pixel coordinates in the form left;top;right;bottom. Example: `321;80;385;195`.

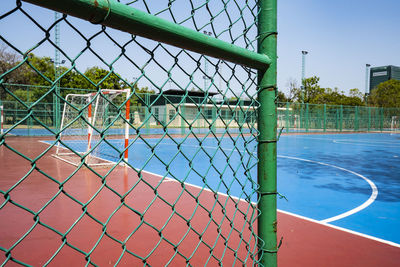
369;65;400;92
133;89;257;130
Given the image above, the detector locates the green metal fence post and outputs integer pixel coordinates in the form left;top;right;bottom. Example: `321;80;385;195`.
286;102;289;133
27;86;31;135
145;93;150;134
355;106;359;132
380;107;384;132
306;103;309;132
238;99;244;126
340;105;343;132
257;0;277;266
323;104;327;132
368;106;371;132
300;104;304;129
180;103;186;135
336;108;339;131
211;104;217;134
14;102;17;127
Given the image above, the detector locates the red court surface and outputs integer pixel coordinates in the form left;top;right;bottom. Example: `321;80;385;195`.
1;137;400;266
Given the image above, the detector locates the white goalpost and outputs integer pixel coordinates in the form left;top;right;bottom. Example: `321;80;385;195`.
391;116;399;135
54;89;131;166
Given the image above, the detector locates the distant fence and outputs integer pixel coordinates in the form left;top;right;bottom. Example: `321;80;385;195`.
277;102;400;133
1;84;398;135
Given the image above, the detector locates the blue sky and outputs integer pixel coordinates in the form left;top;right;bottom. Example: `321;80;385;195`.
1;0;399;97
278;0;400;95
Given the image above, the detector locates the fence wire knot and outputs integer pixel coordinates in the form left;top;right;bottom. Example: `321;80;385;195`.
91;0;111;24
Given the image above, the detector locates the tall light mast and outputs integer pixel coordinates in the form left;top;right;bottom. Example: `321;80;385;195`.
301;50;308;103
54;11;61;130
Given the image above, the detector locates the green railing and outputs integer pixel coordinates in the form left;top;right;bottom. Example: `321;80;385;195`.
277;102;399;133
2;86;399;136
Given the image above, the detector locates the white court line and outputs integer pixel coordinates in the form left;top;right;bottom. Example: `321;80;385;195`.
279;155;378;224
43;138;379;224
128;140;379;224
333;140;400;147
279;209;400;248
288;135;400;146
334;139;400;144
40;139;396;246
136;166;400;248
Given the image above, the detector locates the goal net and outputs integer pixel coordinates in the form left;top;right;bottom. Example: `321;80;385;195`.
391;116;399;134
55;89;131;166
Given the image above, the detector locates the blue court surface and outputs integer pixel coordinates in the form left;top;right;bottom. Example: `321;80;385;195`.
51;132;400;246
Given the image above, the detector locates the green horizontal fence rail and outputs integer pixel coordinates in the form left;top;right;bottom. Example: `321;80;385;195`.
23;0;271;70
0;0;278;266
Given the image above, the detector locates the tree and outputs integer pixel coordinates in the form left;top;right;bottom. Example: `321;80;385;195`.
349;88;364;99
81;66;124;89
292;76;324;103
0;44;30;99
0;49;130;102
340;88;364;106
288;76;364;106
369;79;400;108
285;77;298;102
22;54;55;86
277;91;287;103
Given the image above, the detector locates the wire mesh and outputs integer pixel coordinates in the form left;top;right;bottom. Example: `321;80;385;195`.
277;102;400;133
0;0;266;265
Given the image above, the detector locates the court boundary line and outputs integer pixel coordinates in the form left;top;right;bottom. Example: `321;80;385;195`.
38;139;398;248
332;140;400;147
39;140;122;166
279;209;400;248
43;138;378;224
286;135;400;147
146;140;380;224
278;155;378;224
134;167;400;249
47;137;379;224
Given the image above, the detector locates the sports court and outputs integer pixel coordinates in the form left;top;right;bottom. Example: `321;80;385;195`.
52;131;400;246
1;131;400;266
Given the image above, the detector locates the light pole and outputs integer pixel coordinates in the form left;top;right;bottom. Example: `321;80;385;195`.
301;50;308;103
54;11;62;130
365;64;371;104
203;31;212;91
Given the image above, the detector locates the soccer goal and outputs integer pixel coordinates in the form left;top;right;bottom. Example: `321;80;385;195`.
391;116;399;135
54;89;131;166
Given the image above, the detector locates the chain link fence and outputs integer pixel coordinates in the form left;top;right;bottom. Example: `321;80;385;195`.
1;0;278;266
1;84;399;136
277;102;400;133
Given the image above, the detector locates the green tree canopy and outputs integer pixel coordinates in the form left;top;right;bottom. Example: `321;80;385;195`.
369;79;400;108
277;91;287;103
286;76;364;106
0;51;155;103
